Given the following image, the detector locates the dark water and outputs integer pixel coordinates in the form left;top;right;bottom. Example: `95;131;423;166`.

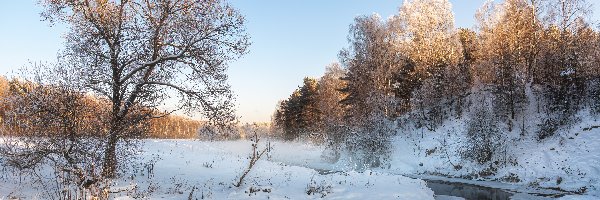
314;169;563;200
425;179;513;200
315;169;339;175
316;169;515;199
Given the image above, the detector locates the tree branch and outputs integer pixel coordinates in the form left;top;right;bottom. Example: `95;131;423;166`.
119;51;186;83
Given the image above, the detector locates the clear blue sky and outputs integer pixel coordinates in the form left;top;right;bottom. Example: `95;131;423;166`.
0;1;597;123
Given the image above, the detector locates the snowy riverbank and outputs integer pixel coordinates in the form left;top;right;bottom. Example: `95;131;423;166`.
0;139;434;199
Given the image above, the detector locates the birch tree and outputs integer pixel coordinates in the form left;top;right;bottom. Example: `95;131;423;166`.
392;0;462;70
339;14;400;125
390;0;463;130
338;14;402;168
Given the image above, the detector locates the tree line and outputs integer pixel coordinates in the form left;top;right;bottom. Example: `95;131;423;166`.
272;0;600;167
0;76;203;139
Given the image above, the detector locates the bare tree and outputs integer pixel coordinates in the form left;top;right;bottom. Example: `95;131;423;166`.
40;0;249;177
233;133;270;187
542;0;592;31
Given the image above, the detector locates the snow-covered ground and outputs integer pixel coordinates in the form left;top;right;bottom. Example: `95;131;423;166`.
0;139;434;199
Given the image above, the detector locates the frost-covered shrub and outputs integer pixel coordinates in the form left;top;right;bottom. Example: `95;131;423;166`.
306;177;332;198
0;77;150;199
537;118;560;140
463;109;502;164
0;81;111;198
537;82;584;140
344;120;393;170
321;144;342;163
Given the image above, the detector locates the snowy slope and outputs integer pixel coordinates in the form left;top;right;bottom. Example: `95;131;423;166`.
378;109;600;198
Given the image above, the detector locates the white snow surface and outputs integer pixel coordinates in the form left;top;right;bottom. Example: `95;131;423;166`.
0;139;434;199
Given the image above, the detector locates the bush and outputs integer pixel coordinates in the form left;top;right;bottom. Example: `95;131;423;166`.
0;79;144;198
0;81;111;198
463;108;502;164
344;119;393;170
537;118;560;140
306;177;332;198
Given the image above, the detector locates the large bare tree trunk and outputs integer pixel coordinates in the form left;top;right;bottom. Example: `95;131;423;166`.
102;122;120;178
102;136;118;177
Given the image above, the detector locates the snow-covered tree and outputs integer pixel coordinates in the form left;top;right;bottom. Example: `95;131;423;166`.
40;0;249;177
475;0;541;131
337;14;401;168
528;0;598;138
391;0;462;70
390;0;463;130
339;14;400;125
315;63;347;144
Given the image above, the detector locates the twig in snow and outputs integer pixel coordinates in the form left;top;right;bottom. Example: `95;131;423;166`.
234;132;271;187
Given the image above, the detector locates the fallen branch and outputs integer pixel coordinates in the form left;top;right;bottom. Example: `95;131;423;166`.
582;125;600;131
